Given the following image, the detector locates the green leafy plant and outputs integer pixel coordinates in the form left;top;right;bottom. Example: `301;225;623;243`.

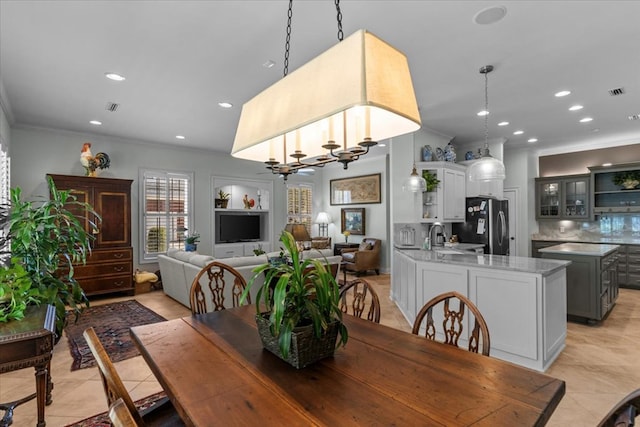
612;171;640;187
217;190;230;200
241;231;348;358
184;231;200;244
422;171;440;192
0;259;42;322
9;176;99;336
253;243;266;256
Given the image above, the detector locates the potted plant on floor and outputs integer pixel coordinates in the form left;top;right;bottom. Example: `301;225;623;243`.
7;176;99;337
241;231;348;369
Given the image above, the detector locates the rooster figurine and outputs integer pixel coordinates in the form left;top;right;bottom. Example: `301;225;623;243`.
80;142;110;177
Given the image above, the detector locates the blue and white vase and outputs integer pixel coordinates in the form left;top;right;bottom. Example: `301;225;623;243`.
421;145;433;161
444;143;456;162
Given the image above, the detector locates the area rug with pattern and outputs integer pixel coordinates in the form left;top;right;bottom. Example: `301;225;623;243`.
64;300;166;371
63;391;167;427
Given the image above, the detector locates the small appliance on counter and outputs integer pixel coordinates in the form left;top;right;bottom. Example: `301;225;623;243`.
452;197;509;255
398;225;416;247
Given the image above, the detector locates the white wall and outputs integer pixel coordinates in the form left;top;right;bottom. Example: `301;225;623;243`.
318;155;389;271
9;126;307;270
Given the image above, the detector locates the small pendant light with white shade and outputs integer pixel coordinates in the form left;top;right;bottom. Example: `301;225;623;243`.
467;65;506;182
403;164;427;192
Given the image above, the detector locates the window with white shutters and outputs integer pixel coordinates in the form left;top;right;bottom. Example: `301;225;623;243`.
287;184;313;235
140;169;193;261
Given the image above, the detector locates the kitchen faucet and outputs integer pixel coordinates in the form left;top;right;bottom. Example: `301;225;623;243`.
429;223;448;247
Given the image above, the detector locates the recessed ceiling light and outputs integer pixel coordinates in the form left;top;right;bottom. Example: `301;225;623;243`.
554;90;571;97
513;130;524;135
473;6;507;25
218;102;233;108
105;72;126;81
477;110;489;116
602;163;612;167
262;60;276;69
176;135;185;140
527;138;538;143
89;120;102;126
378;143;386;147
579;117;593;123
497;121;509;126
568;105;583;111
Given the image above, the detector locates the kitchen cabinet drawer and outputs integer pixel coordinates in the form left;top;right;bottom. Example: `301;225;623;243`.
74;261;132;278
78;275;133;294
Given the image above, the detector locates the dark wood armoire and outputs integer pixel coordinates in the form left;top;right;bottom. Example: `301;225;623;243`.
48;174;134;296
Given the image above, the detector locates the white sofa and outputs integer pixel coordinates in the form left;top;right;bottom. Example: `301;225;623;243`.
158;248;340;309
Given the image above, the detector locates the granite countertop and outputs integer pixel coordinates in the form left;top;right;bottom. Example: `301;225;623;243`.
395;249;570;276
394;243;485;251
532;235;640;245
538;242;620;256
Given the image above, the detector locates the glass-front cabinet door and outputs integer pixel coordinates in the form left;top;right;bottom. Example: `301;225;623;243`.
536;178;560;219
535;174;590;220
562;175;589;219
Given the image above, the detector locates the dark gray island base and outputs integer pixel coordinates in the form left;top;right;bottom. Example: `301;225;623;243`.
540;243;619;324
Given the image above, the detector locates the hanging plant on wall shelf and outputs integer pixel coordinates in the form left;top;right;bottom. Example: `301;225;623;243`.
612;171;640;190
422;171;440;192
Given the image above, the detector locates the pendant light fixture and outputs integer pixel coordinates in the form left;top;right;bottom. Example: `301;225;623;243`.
467;65;506;182
231;0;421;180
403;164;427;193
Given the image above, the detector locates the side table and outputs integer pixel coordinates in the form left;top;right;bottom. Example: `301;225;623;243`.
333;242;359;256
0;304;55;427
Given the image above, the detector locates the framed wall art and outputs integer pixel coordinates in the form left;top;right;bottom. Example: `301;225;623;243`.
341;208;365;235
330;173;381;205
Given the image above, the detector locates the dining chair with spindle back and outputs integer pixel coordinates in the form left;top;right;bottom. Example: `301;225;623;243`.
339;278;381;323
189;261;251;315
412;291;490;356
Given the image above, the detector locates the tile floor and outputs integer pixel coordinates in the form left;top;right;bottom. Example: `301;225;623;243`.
1;273;639;426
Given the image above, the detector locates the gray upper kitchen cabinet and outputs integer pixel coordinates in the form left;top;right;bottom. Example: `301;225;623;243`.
589;162;640;215
535;174;590;220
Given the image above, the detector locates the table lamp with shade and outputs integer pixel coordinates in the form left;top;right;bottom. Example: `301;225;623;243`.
314;212;332;237
284;223;312;251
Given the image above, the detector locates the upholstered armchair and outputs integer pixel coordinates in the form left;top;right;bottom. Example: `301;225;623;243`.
341;238;381;276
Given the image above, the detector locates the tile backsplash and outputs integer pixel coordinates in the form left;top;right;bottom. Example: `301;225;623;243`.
536;214;640;240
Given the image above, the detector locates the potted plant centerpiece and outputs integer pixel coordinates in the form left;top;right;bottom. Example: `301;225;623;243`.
241;231;348;369
6;176;99;337
613;171;640;190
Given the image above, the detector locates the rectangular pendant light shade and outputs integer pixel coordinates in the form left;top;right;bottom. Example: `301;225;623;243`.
231;29;421;164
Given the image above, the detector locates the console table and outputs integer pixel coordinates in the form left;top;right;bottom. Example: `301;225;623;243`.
0;305;55;427
333;242;359;256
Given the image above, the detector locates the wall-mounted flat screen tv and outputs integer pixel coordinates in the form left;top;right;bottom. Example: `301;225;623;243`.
218;214;261;243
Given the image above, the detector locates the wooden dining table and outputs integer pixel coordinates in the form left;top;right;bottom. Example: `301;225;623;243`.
130;305;565;426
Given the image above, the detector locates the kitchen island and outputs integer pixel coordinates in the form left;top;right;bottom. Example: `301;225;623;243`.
539;242;619;323
393;248;570;372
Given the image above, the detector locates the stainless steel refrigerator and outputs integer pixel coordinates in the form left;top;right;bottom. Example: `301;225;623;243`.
452;197;509;255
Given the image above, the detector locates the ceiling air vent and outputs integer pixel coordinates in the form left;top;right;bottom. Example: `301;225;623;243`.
608;87;625;96
629;114;640;121
105;102;119;112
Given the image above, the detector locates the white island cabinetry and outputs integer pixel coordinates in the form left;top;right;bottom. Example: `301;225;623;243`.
392;249;569;372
